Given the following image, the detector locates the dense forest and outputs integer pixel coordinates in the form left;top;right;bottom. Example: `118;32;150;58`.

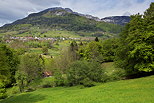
0;2;154;100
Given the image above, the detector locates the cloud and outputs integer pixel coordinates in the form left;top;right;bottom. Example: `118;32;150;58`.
0;0;153;26
0;0;60;26
59;0;154;18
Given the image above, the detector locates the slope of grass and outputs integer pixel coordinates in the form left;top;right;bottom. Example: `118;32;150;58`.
1;75;154;103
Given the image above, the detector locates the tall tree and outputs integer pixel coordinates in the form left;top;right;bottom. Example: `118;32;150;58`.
17;53;44;88
78;41;103;62
116;3;154;74
53;41;79;73
0;44;19;86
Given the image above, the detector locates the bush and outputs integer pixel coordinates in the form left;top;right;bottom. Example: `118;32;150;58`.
25;87;36;92
80;78;96;87
0;89;7;99
42;46;48;55
67;60;107;86
10;86;20;94
0;82;7;99
40;77;55;88
109;68;126;81
54;71;65;86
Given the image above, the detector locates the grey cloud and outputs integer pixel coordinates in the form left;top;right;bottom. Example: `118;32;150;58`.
27;0;60;6
0;0;153;26
0;0;61;26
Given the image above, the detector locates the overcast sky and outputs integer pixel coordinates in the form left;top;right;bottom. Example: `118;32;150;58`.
0;0;153;26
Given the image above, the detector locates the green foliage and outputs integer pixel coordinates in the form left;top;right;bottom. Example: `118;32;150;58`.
26;41;42;48
108;68;126;81
40;77;55;88
9;41;28;55
42;46;48;55
0;82;7;99
0;44;19;86
78;39;119;63
115;3;154;74
94;37;99;42
54;70;65;86
16;53;44;92
18;77;55;90
102;62;126;81
67;60;107;86
101;38;119;62
53;43;79;72
78;41;103;62
6;86;20;95
80;77;96;87
15;71;28;92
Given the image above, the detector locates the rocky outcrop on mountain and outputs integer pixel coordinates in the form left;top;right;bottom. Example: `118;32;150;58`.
101;16;131;25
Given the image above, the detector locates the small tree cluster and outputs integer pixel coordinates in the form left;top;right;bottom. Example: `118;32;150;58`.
67;60;107;87
16;53;44;92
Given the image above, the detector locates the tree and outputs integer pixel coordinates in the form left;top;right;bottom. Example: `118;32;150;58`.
42;46;48;55
53;42;79;73
15;71;27;92
95;37;99;42
54;69;65;86
115;3;154;74
0;44;19;86
67;60;107;86
9;40;28;55
78;41;103;62
16;53;44;91
101;38;119;62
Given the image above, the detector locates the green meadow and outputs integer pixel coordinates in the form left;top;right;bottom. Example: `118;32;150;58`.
1;75;154;103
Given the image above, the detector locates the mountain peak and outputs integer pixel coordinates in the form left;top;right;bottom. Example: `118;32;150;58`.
45;7;73;13
28;7;73;17
27;7;101;21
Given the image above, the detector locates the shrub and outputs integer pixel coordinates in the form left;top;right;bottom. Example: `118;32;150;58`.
25;87;36;92
67;60;107;86
80;78;96;87
40;77;55;88
42;46;48;55
10;86;20;94
54;71;65;86
109;68;126;81
41;79;55;88
0;82;7;99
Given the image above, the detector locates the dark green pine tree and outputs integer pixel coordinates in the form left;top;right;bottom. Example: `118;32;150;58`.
95;37;99;42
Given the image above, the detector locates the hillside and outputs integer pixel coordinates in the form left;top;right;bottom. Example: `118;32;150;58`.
0;7;122;38
1;75;154;103
101;16;131;25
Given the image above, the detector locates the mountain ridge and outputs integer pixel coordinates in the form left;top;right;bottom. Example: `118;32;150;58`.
0;7;124;38
101;16;131;25
2;7;130;27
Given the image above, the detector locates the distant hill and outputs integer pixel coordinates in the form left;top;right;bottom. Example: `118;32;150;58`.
0;7;123;38
101;16;131;25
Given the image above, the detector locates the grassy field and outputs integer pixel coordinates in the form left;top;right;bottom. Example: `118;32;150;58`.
1;75;154;103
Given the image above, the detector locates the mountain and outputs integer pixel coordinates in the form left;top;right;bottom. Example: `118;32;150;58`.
101;16;131;25
0;7;122;38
